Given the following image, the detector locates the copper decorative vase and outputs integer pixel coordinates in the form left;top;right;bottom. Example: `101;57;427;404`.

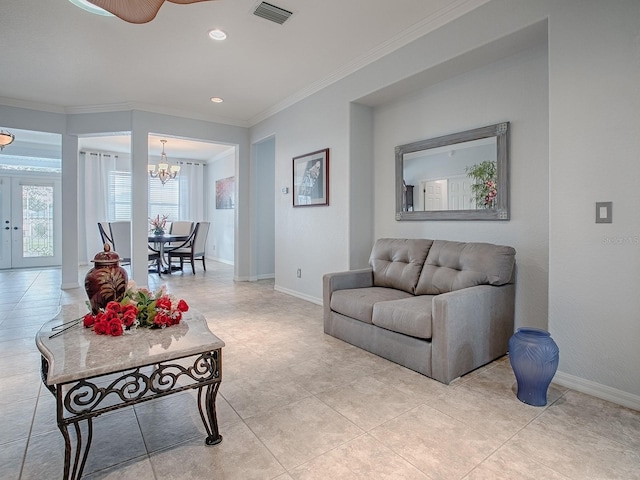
85;244;128;314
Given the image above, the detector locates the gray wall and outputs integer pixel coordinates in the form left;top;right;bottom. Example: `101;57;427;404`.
208;151;235;264
372;42;549;333
254;136;276;279
0;106;250;286
250;0;640;407
547;1;640;403
2;0;639;408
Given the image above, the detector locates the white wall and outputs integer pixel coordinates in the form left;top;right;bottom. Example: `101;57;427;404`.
207;151;235;264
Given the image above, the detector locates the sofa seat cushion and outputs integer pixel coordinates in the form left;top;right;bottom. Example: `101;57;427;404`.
372;296;435;339
331;287;413;324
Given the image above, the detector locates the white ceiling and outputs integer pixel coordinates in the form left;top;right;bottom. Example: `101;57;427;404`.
0;0;486;157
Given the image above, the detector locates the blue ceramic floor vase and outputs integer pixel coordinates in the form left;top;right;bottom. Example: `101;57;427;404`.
508;328;559;406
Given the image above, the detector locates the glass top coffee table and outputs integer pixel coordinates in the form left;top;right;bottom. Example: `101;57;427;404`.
36;304;225;480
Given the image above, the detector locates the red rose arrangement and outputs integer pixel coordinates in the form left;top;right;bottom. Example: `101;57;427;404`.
83;282;189;337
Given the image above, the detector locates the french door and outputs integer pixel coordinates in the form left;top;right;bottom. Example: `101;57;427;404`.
0;175;62;269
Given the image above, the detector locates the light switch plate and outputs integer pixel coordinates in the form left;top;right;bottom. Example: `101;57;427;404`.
596;202;612;223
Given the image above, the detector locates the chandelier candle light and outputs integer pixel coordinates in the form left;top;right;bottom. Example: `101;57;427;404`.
149;139;180;185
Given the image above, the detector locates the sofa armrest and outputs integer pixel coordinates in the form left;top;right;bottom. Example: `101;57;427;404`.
323;268;373;326
431;283;515;384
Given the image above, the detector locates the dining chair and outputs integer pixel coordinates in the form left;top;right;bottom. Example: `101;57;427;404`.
110;221;162;271
167;221;210;274
108;221;131;264
147;246;162;274
97;222;113;247
165;221;195;272
169;221;194;237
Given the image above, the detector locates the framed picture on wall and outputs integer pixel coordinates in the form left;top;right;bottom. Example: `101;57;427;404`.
292;148;329;207
215;176;235;209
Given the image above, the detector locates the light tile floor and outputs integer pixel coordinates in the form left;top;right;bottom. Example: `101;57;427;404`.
0;264;639;479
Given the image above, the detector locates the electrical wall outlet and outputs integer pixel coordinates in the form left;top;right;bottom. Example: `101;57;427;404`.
296;268;301;278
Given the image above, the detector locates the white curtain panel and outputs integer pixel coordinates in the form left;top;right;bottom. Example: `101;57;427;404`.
80;151;116;263
178;161;205;222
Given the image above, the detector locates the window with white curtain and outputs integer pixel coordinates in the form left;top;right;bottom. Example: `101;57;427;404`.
104;159;205;227
107;172;183;222
108;171;133;221
148;179;179;221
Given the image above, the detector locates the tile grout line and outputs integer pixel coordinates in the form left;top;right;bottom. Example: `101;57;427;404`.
18;381;44;480
459;389;573;480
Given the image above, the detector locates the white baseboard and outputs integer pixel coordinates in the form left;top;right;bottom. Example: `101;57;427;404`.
554;371;640;411
61;282;80;290
233;273;275;281
208;255;233;266
274;284;322;306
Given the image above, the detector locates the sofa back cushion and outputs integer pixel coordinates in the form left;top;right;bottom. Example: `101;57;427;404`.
415;240;515;295
370;238;433;294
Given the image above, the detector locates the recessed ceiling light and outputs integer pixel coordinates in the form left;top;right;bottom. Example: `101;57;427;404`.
210;97;224;103
208;29;227;41
68;0;113;17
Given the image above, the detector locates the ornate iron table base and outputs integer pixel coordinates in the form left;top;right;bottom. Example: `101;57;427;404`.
40;350;223;480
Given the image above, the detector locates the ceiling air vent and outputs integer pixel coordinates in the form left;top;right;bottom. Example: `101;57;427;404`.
253;2;293;25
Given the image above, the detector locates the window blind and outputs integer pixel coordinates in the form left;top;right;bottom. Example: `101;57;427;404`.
107;170;181;222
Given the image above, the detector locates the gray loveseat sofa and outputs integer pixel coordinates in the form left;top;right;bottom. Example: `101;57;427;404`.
323;238;516;384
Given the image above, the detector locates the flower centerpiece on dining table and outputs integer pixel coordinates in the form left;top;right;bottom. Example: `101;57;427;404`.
82;281;189;337
149;214;169;235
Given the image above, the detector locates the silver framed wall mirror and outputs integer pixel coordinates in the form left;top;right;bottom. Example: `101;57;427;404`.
395;122;510;221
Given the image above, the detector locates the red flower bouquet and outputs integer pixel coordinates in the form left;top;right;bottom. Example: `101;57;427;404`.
83;282;189;337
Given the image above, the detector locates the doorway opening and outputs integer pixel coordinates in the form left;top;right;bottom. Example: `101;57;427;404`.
0;128;62;269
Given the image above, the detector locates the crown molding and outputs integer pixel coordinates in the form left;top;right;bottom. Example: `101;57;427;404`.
0;96;66;114
2;0;488;129
0;98;248;128
65;102;250;128
248;0;490;126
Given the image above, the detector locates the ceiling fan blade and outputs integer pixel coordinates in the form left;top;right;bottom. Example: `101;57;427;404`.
168;0;214;4
88;0;166;23
88;0;215;24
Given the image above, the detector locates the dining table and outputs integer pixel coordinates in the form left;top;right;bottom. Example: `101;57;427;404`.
148;233;189;273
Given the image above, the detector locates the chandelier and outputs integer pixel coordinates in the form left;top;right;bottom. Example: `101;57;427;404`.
0;130;15;151
148;140;180;185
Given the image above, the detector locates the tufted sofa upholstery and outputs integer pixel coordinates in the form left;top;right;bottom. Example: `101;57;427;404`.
323;238;516;384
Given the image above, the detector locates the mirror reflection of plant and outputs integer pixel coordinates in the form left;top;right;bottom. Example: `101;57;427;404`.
466;160;497;209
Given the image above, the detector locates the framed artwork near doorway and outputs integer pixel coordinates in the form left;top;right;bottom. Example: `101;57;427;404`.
292;148;329;207
215;176;235;209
